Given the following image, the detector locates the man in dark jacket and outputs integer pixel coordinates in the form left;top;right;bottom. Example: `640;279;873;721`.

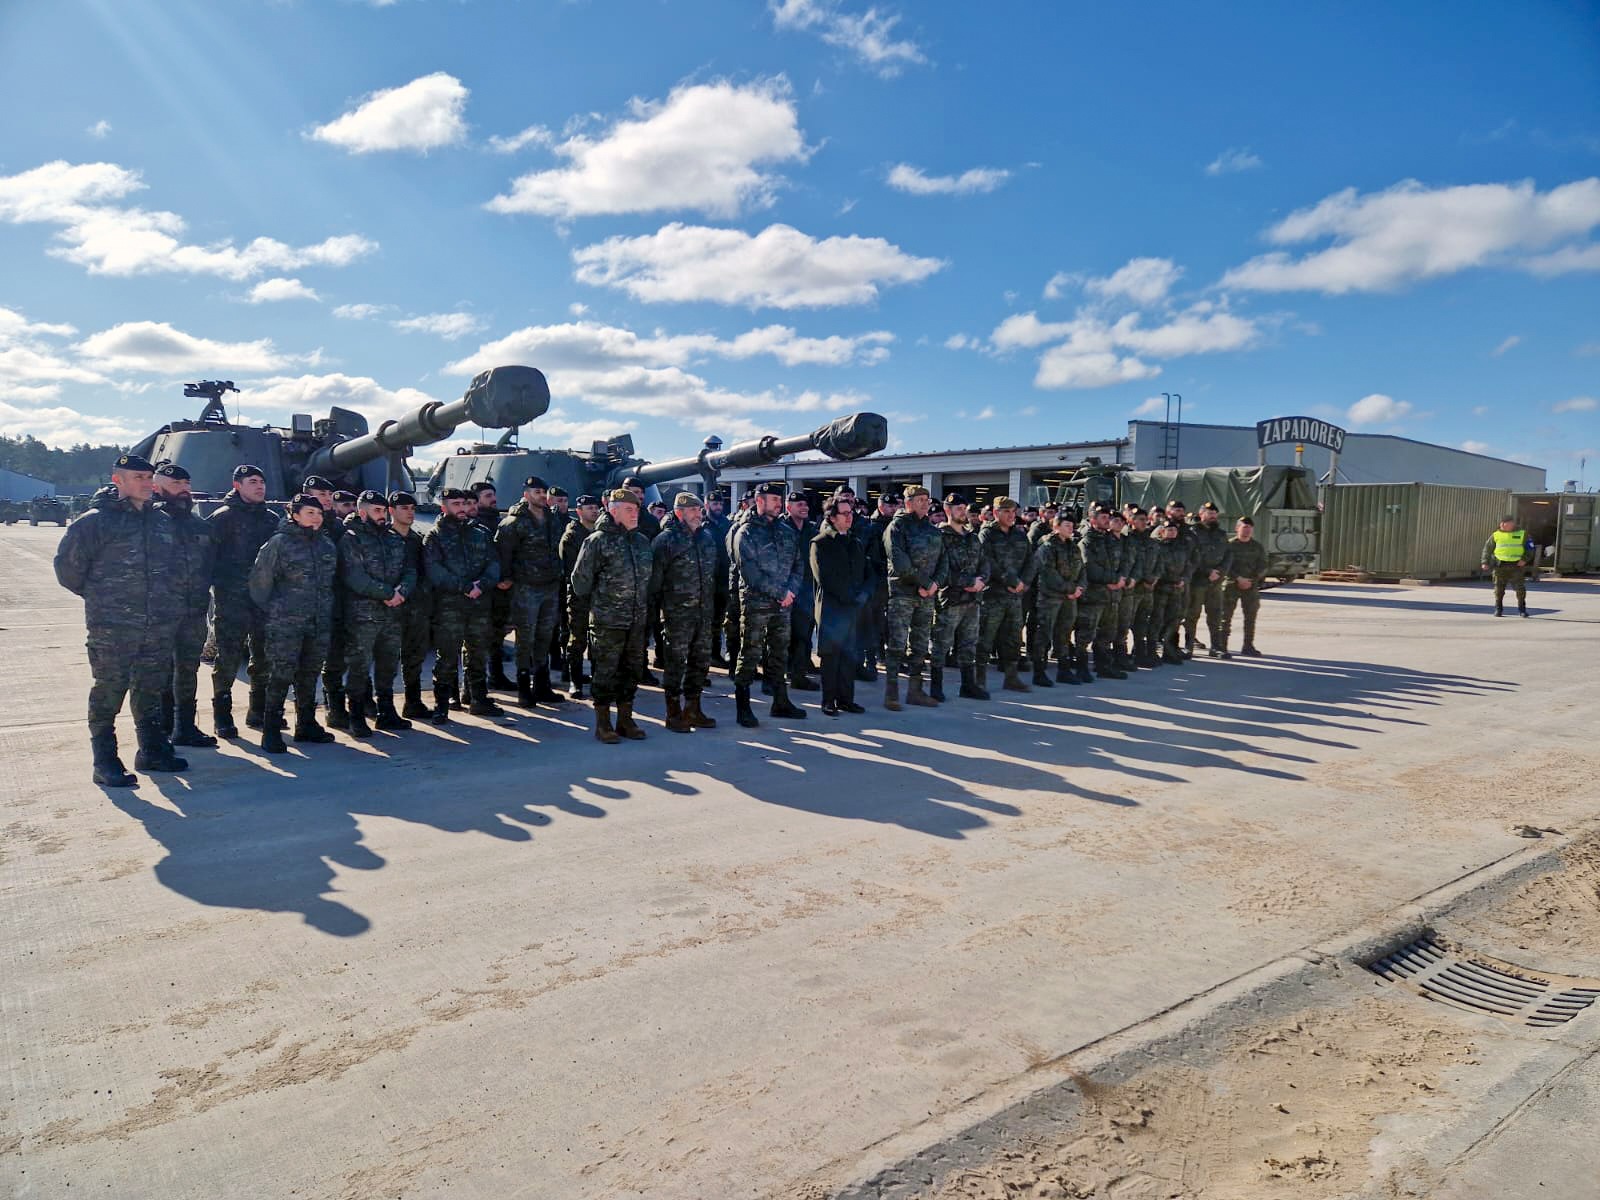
54;453;185;784
559;494;601;700
650;492;720;732
810;497;869;715
424;488;502;722
977;496;1036;693
153;462;218;747
388;491;433;718
339;491;417;736
932;492;988;701
884;485;944;710
207;464;279;737
249;495;339;752
570;489;653;743
731;481;806;728
496;476;566;708
784;491;821;691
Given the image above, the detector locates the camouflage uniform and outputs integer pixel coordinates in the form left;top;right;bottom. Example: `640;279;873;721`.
1030;534;1083;678
156;497;218;740
977;521;1035;680
1124;529;1161;665
496;499;564;685
339;515;416;715
934;523;987;672
560;516;598;690
207;490;278;730
787;516;821;682
722;507;753;669
569;513;653;706
1023;518;1052;665
475;505;512;683
54;493;182;768
650;513;719;699
858;509;894;672
1076;526;1125;676
396;525;433;713
1221;536;1269;652
1184;519;1232;649
249;519;339;724
1111;532;1137;665
318;515;352;718
884;509;944;686
1151;532;1193;659
706;508;732;663
424;513;500;711
732;512;803;689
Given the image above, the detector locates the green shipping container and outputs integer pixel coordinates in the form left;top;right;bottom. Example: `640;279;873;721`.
1319;482;1512;580
1511;492;1599;574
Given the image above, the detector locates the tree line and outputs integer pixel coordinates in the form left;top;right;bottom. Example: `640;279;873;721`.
0;435;131;494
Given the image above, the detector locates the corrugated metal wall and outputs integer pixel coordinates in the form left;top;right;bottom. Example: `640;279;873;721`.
1320;483;1511;579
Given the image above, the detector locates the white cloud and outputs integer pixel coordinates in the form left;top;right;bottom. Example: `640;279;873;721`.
572;222;944;308
770;0;927;76
1042;271;1074;300
1346;393;1414;426
1085;257;1183;305
487;125;553;154
1553;396;1597;413
333;302;384;320
248;277;320;304
235;372;442;424
75;321;294;374
1131;396;1168;417
391;312;487;340
0;398;140;447
0;160;377;280
87;119;112;139
991;305;1259;391
1491;334;1521;356
1036;348;1160;390
1460;440;1493;455
1472;405;1490;416
1206;147;1263;176
885;163;1010;195
488;80;806;220
1222;177;1600;293
944;333;975;350
973;405;996;420
0;306;109;397
310;72;469;154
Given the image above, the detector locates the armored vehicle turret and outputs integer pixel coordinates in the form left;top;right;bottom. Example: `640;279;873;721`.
421;412;890;503
128;367;551;501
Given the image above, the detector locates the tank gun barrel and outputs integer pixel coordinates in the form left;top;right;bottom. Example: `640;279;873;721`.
626;412;888;489
306;366;551;481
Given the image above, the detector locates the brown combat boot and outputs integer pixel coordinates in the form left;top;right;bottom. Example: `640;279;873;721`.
685;692;717;728
884;675;903;711
594;703;621;744
615;701;647;740
664;694;693;733
905;675;938;707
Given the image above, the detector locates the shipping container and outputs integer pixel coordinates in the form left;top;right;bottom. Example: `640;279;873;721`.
1511;492;1599;574
1319;482;1511;580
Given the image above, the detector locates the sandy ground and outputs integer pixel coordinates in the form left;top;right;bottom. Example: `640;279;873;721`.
3;523;1599;1199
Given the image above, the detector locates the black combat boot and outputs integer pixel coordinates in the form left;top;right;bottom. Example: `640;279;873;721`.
90;731;137;787
212;694;238;739
488;658;514;691
293;697;336;743
1057;661;1080;686
244;680;267;730
685;692;717;728
1118;644;1140;672
325;689;350;731
1001;664;1032;693
905;675;938;707
261;711;289;755
639;667;661;688
568;655;588;700
771;683;807;719
517;670;536;708
134;724;188;773
533;666;565;703
171;700;218;748
615;701;647;739
431;683;452;725
375;693;411;731
402;681;430;720
1032;663;1055;688
664;694;692;733
929;667;946;702
1494;603;1503;617
1096;647;1128;679
346;690;373;739
1162;637;1185;665
788;671;820;692
594;703;621;744
1520;602;1529;617
1240;641;1262;657
469;690;505;717
958;665;989;701
855;656;876;683
735;684;759;728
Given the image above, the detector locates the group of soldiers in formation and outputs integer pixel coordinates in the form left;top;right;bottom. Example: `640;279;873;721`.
52;452;1271;784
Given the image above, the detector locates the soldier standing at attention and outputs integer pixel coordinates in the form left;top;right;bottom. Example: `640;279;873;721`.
704;490;733;669
570;488;654;743
559;494;601;701
208;465;278;737
55;453;186;785
248;494;339;753
976;496;1036;694
339;491;416;737
1220;516;1268;657
425;488;502;723
547;485;571;679
1108;512;1141;673
932;492;989;701
1031;513;1085;686
331;490;358;524
467;481;512;692
884;484;944;710
1184;500;1231;657
387;491;434;720
810;495;869;715
300;475;352;730
784;491;821;692
857;491;899;681
1077;505;1127;681
1481;515;1533;617
1151;517;1192;664
1125;508;1161;667
731;481;806;728
650;492;720;733
495;476;566;708
152;463;219;748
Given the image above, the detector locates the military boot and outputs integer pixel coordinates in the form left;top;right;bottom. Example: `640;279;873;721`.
973;662;989;697
517;670;536;708
134;724;188;774
568;655;588;700
1240;641;1263;657
594;703;622;744
402;681;431;720
1074;649;1096;683
884;674;903;712
488;658;514;691
1494;603;1504;617
1520;602;1529;617
469;692;505;717
375;694;411;732
685;692;717;729
771;683;807;719
533;666;565;703
956;665;987;700
293;697;336;744
1002;664;1032;692
928;667;946;702
159;691;176;740
212;694;239;739
664;694;693;733
431;683;452;725
788;671;820;692
90;731;137;787
1214;631;1233;660
615;701;648;739
1057;661;1080;686
262;693;290;754
325;689;350;731
171;701;218;748
1118;644;1140;672
1162;637;1185;665
1032;662;1055;688
245;681;267;730
1138;637;1161;668
735;685;760;728
906;676;938;707
1095;648;1127;680
346;690;374;739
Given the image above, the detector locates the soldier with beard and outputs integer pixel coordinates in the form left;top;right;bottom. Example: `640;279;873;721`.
425;488;502;723
152;463;219;748
570;489;654;743
559;494;602;700
339;491;416;737
496;476;566;708
469;480;515;691
388;491;434;719
731;482;806;728
249;494;339;753
932;492;989;701
650;492;720;733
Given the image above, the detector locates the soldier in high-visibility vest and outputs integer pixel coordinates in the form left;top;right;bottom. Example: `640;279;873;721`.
1480;516;1532;617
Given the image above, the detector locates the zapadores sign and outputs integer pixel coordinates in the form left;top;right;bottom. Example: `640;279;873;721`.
1256;416;1347;453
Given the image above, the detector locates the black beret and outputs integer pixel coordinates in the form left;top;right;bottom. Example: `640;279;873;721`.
471;480;497;494
710;490;729;501
621;475;645;489
786;490;808;502
442;487;471;502
1199;500;1219;512
357;489;387;506
755;481;786;497
575;494;600;506
333;490;357;504
1167;498;1187;508
522;475;547;490
387;491;417;507
232;464;265;481
548;485;567;497
1237;515;1255;526
882;492;903;503
154;462;190;480
113;453;155;472
302;475;334;492
289;493;322;513
943;490;969;506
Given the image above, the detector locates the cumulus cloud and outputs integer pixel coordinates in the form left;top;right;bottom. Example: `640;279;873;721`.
487;125;553;154
1346;393;1414;426
1553;395;1597;413
1222;177;1600;293
770;0;927;76
1085;257;1183;305
991;305;1259;391
0;306;109;399
310;72;469;154
1131;396;1170;417
572;222;944;308
235;372;442;424
75;321;294;374
248;277;320;303
944;333;975;350
1490;334;1521;356
0;160;376;280
885;163;1010;195
391;312;487;340
87;119;112;139
333;303;384;320
1042;271;1074;300
1205;147;1263;176
1460;440;1493;455
487;79;807;220
0;397;140;447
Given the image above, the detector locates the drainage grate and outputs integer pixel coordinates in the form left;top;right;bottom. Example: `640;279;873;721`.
1367;932;1600;1028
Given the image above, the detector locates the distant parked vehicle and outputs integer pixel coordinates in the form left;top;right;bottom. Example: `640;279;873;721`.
0;498;25;525
29;495;68;526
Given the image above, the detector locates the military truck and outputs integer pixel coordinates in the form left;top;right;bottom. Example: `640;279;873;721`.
29;495;69;526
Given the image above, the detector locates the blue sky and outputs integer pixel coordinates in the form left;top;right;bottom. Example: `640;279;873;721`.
1;0;1597;482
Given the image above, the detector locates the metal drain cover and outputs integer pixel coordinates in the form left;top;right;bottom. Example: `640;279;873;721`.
1367;932;1600;1028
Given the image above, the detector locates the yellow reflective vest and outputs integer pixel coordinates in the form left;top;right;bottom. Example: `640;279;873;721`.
1490;529;1527;562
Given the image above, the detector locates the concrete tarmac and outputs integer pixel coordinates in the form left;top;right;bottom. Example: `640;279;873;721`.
2;521;1597;1198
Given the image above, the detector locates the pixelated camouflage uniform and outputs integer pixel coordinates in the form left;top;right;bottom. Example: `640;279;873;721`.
156;497;217;733
560;516;598;680
1185;519;1232;646
339;514;416;705
933;522;987;669
424;514;500;705
977;521;1035;670
206;490;278;722
249;519;338;713
496;498;563;675
732;512;802;688
650;513;719;698
1030;533;1083;669
884;509;944;682
569;512;653;705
